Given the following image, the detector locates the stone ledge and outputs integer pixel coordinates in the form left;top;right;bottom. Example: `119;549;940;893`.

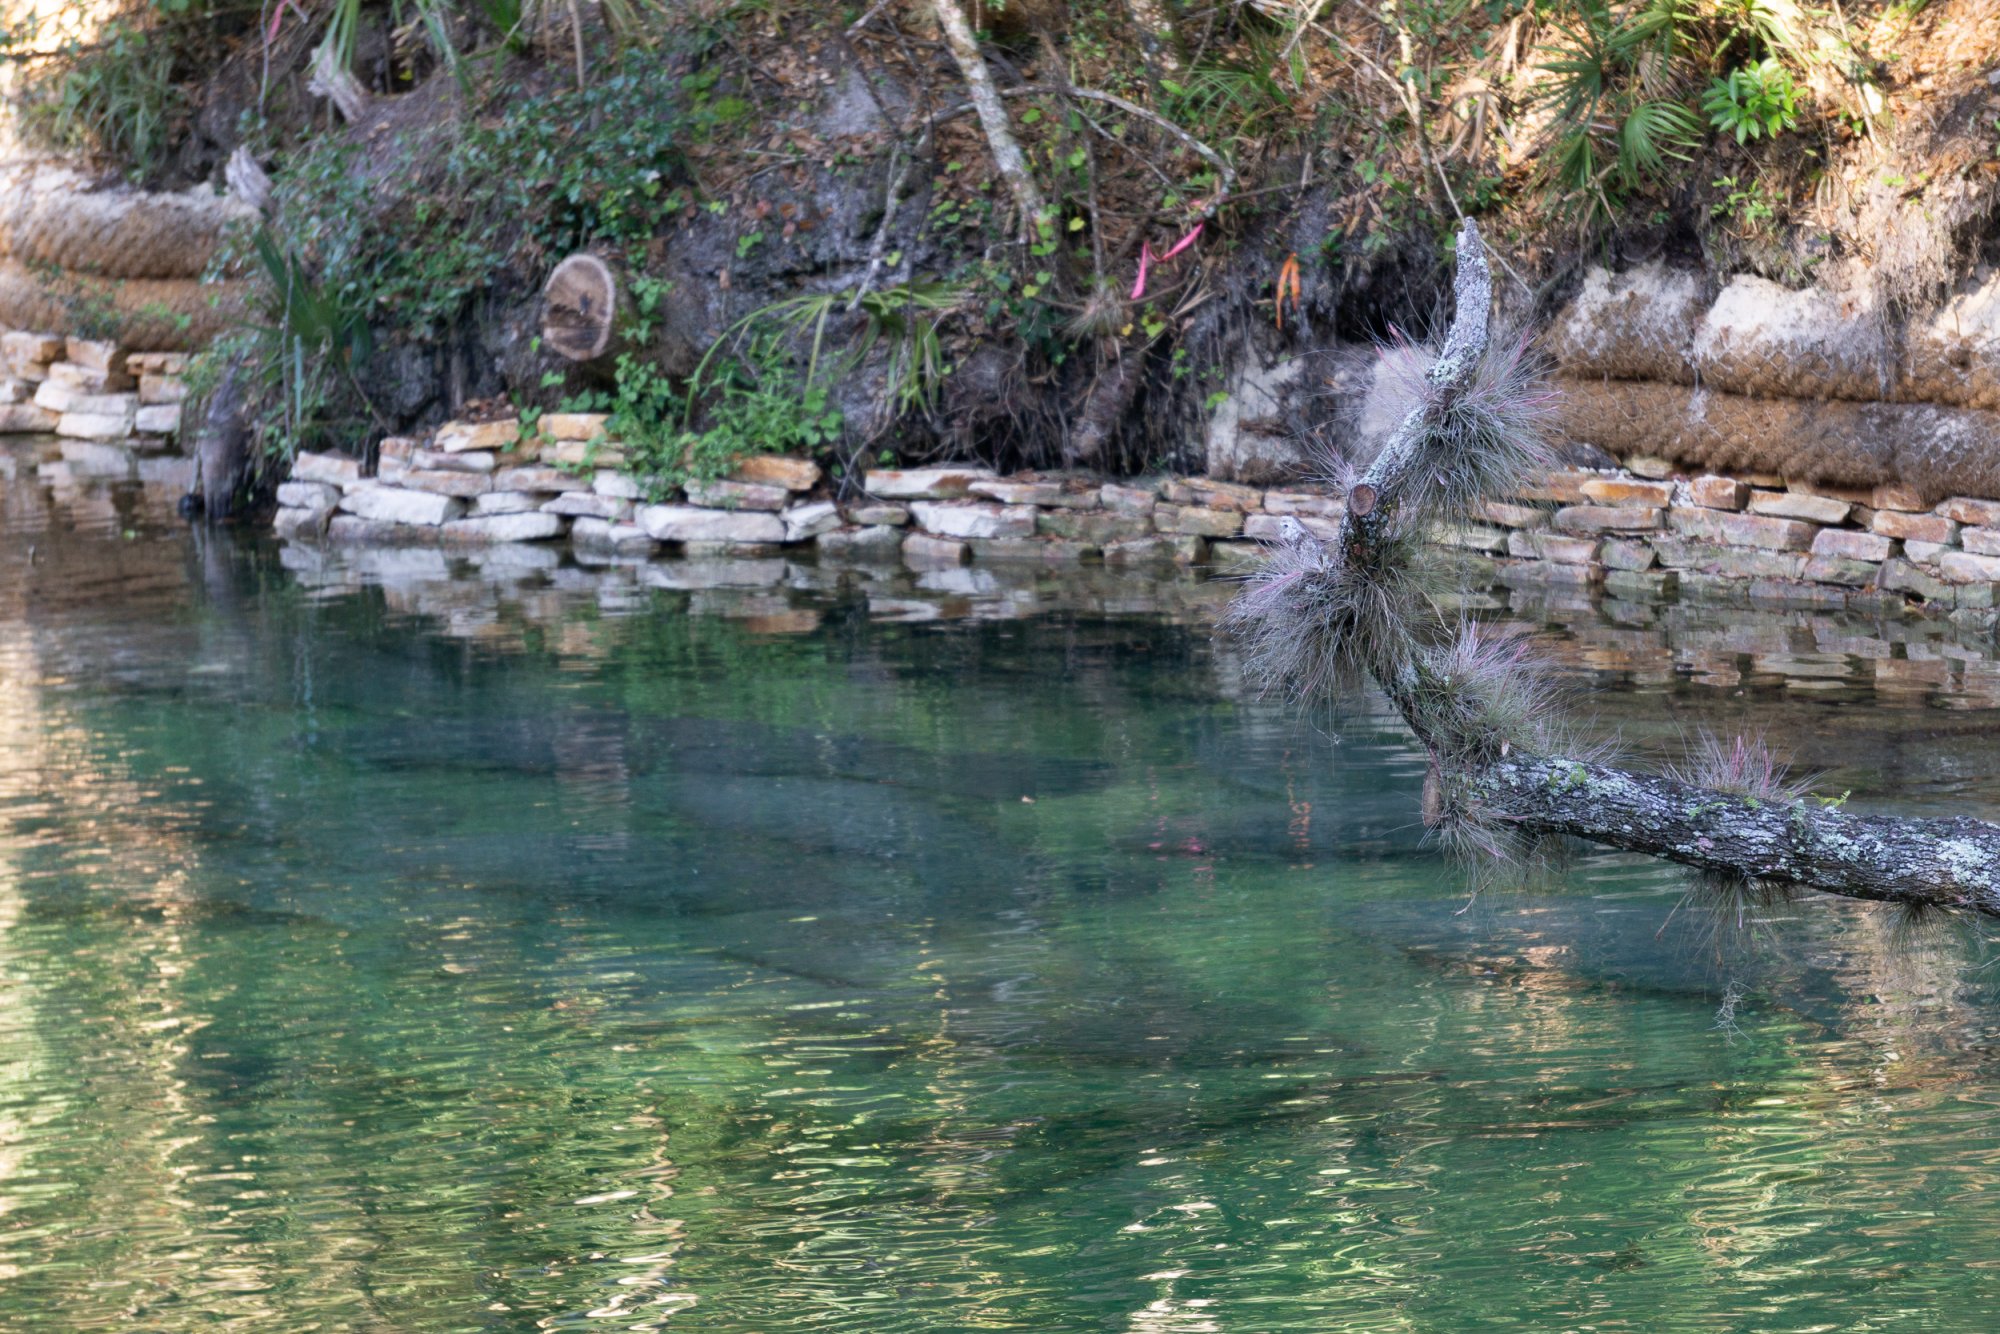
265;424;2000;620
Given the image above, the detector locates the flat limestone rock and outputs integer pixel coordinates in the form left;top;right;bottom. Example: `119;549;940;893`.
434;419;520;453
293;452;363;486
730;455;821;491
127;353;190;375
1153;503;1243;538
592;471;645;500
138;374;188;404
1507;531;1600;564
49;362;134;394
1262;488;1341;518
1669;507;1817;552
33;381;81;413
969;479;1063;506
1242;512;1338;542
1100;483;1158;516
546;440;625;469
571;517;656;553
1811;528;1893;562
1939;497;2000;527
844;503;908;526
1803;555;1882;587
1873;510;1958;545
543;492;632;520
1553;504;1663;533
401;469;494;498
65;337;126;374
494;465;588;493
543;412;609;441
2;332;61;364
277;481;342;509
1747;490;1850;525
781;500;840;544
684;477;789;511
412;447;497;474
0;403;58;433
864;466;997;500
1939;551;2000;584
817;525;905;560
1580;477;1673;507
902;532;968;567
638;504;786;545
58;408;138;440
135;404;181;435
328;515;445;546
1039;509;1155;545
442;512;567;543
338;483;466;527
472;491;551;516
909;501;1035;540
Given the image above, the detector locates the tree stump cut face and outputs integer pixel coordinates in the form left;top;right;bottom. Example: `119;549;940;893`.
542;254;622;363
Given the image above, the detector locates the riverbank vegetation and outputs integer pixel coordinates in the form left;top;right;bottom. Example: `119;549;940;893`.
3;1;1995;484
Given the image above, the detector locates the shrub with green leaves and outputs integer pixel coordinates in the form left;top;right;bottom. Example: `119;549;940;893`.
550;337;839;499
224;48;691;462
261;50;687;343
12;16;187;173
1703;58;1804;143
1537;1;1706;224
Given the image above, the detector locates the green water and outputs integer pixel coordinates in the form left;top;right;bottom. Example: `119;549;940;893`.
5;477;2000;1330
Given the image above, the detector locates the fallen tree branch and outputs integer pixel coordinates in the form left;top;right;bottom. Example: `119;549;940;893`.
927;0;1047;234
1229;218;2000;916
1482;755;2000;911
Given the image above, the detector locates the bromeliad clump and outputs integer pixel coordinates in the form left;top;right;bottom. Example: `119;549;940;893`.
1224;320;1558;709
1225;218;2000;919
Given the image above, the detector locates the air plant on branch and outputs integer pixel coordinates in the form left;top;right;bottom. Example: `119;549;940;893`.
1229;219;2000;919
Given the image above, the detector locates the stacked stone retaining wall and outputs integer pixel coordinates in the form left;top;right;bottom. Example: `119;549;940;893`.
270;411;2000;633
0;330;186;454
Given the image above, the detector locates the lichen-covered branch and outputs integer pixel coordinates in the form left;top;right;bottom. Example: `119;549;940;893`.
1230;218;2000;917
1483;756;2000;911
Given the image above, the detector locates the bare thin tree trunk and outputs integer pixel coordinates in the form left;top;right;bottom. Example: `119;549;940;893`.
1232;221;2000;915
927;0;1046;235
1123;0;1183;92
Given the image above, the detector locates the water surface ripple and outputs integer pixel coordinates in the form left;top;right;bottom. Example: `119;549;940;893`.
2;457;1999;1330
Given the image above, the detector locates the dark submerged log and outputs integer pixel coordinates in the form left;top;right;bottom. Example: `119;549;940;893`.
193;360;252;521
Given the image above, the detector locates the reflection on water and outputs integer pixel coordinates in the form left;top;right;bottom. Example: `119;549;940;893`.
2;448;2000;1330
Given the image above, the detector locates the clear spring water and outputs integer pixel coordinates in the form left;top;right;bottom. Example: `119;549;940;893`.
5;467;2000;1330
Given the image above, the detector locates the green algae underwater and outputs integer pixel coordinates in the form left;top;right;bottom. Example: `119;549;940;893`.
5;475;2000;1330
